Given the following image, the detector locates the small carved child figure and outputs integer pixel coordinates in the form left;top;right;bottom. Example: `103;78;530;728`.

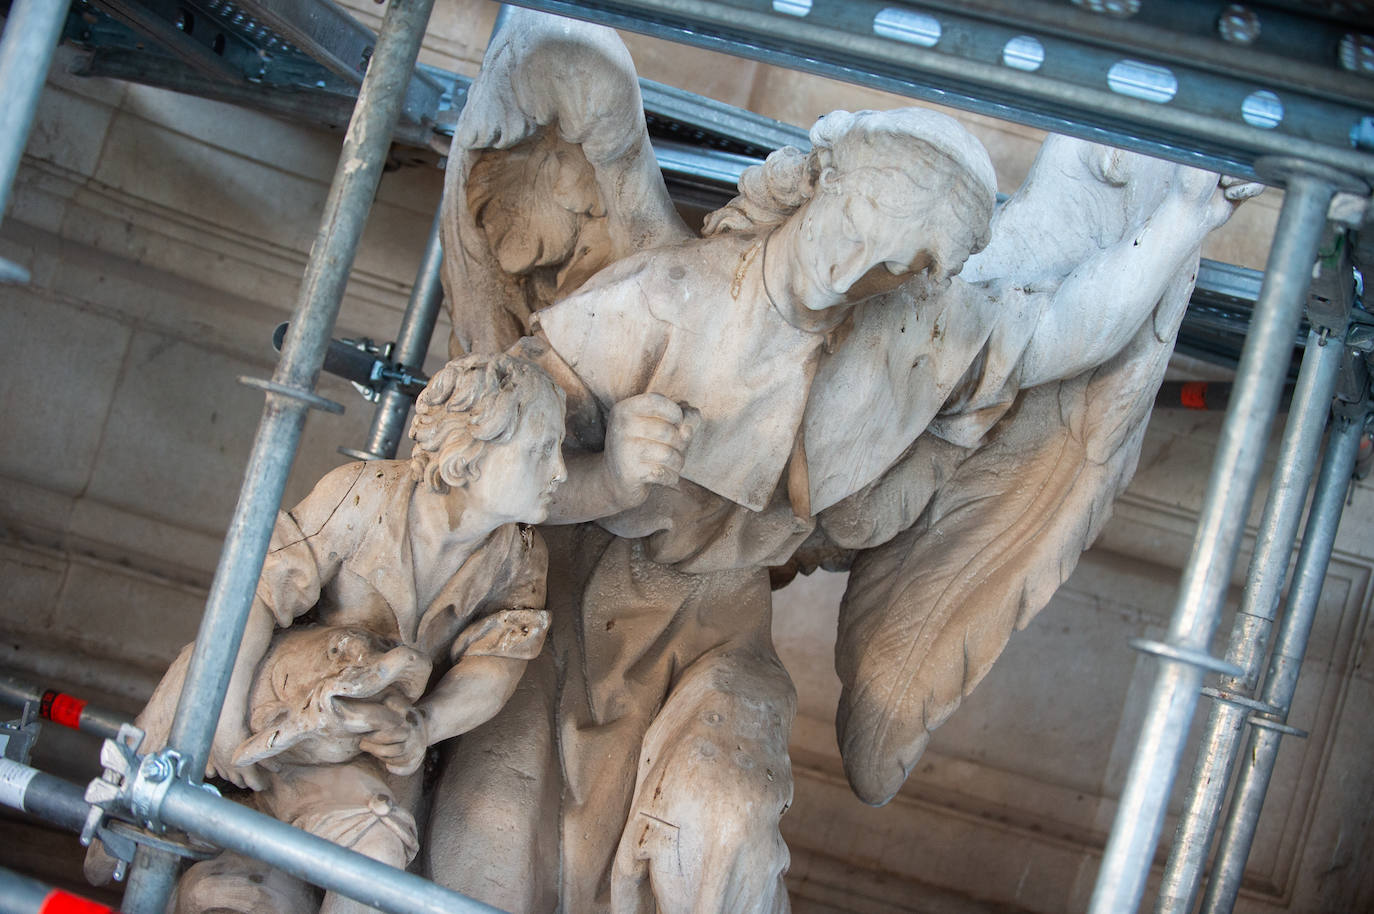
91;353;568;914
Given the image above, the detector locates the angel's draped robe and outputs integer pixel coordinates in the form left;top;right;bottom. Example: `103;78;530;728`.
534;227;1028;540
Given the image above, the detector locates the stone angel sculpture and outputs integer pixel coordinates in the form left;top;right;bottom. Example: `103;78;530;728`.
431;9;1260;913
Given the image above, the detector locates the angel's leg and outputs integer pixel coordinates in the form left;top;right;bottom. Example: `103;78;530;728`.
610;643;796;914
424;649;562;913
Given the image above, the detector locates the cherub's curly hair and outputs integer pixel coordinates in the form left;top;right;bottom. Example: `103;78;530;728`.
409;353;564;494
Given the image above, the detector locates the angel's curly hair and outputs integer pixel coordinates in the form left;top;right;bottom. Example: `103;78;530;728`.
409;353;565;494
704;108;997;247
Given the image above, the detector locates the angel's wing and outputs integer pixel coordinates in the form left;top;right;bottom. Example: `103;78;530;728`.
834;262;1194;805
441;8;691;355
827;133;1243;806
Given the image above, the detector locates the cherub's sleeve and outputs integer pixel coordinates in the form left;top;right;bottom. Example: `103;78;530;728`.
477;523;549;616
415;519;551;663
254;464;365;628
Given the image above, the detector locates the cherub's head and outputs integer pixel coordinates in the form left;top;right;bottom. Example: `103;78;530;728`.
793;109;998;305
409;353;567;524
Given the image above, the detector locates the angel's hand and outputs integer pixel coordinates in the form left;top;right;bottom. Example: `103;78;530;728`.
1221;175;1265;203
1170;169;1263;231
455;82;537;151
454;35;538;152
604;394;701;507
353;697;429;777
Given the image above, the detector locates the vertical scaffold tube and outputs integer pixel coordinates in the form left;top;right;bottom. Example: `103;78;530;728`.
354;6;510;461
1155;329;1344;913
118;1;438;911
0;0;73;283
360;208;446;459
1088;168;1340;914
1201;403;1368;913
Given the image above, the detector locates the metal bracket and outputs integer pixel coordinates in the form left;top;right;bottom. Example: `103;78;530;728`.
1246;713;1309;739
81;723;221;880
1130;638;1245;678
82;721;145;857
0;697;41;765
270;322;429;407
126;749;184;826
1199;686;1285;718
1306;224;1358;340
238;376;345;414
98;818;218;869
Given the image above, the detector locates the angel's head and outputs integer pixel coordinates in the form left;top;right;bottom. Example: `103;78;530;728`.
409;353;567;524
792;109;997;306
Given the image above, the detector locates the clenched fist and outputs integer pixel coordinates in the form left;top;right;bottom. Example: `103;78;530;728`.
604;393;701;507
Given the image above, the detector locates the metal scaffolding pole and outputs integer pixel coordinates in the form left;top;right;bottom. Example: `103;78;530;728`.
2;747;505;914
0;675;132;742
0;0;73;284
0;866;115;914
117;0;438;910
0;758;95;834
348;208;447;460
342;5;511;463
1201;401;1369;912
1154;327;1345;913
155;779;503;914
1087;161;1357;914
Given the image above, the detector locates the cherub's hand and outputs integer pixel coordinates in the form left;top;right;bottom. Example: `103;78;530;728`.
604;393;701;507
208;686;270;791
353;695;429;777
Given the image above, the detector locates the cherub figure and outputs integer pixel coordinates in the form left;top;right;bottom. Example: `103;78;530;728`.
88;352;694;912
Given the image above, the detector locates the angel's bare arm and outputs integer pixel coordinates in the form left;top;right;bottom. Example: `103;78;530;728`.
1015;171;1260;388
545;393;700;524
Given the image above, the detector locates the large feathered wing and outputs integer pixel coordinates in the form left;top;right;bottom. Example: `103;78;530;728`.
440;8;691;355
834;265;1195;806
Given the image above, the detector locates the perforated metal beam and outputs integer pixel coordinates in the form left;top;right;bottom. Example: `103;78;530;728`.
499;0;1374;182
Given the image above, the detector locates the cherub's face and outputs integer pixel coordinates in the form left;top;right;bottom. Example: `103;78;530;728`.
462;392;567;525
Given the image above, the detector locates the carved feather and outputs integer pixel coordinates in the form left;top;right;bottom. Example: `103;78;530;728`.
835;268;1194;806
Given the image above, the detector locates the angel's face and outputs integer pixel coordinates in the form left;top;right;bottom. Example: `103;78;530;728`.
792;172;967;307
